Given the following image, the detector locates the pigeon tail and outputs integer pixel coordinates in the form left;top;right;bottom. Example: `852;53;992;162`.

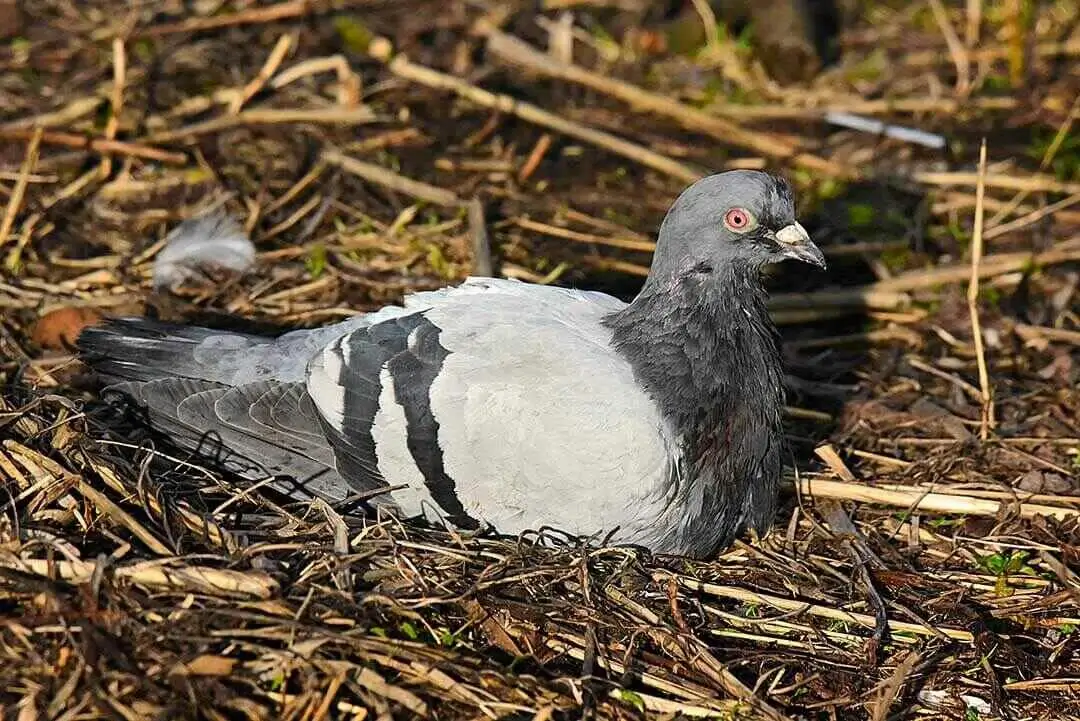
77;316;273;385
77;317;361;503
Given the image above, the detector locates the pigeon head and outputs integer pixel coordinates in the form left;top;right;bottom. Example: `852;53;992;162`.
649;170;825;281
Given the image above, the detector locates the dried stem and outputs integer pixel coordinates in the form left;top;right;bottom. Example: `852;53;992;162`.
0;127;42;250
969;139;994;439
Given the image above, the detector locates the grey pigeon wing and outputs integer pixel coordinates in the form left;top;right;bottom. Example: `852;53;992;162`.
104;378;209;446
302;312;440;512
305;307;494;524
107;377;348;501
119;378;226;450
305;278;675;541
167;384;338;499
217;381;338;470
173;386;297;480
106;378;267;478
268;384;333;445
77;277;586;388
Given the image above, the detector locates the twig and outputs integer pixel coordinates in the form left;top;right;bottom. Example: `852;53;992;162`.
965;0;982;46
984;192;1080;241
3;211;41;273
969;140;993;440
685;0;758;93
517;133;552;183
616;239;1080;311
927;0;971;95
936;190;1080;225
1005;0;1028;85
0;127;42;250
605;586;791;721
514;217;656;253
813;444;857;482
832;242;1080;295
228;33;293;114
477;24;850;178
706;95;1020;120
902;37;1079;67
101;37;126;178
142;107;380;144
366;38;705;185
322;148;461;207
1013;323;1080;347
794;477;1079;520
467;198;494;276
0;97;104;132
769;288;912;311
78;481;173;556
2;556;277;598
914;170;1080;195
659;572;974;642
986;96;1080;227
88;457;236;552
687;0;722;61
270;54;361;106
134;0;330;38
0;128;186;165
869;650;923;721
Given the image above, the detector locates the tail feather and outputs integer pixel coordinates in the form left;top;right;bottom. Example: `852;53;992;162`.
78;317;358;503
77;317;273;385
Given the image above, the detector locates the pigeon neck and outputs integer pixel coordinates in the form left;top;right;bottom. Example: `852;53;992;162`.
604;262;787;557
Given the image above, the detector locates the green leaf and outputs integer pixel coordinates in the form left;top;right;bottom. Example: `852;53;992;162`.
305;244;327;279
425;243;453;279
927;517;965;528
1005;551;1030;574
847;203;876;228
615;689;646;713
333;15;374;54
979;552;1007;575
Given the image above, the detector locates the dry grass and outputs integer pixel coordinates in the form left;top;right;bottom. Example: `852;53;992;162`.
1;0;1079;718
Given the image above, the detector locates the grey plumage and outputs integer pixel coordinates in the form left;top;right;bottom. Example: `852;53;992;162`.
78;170;826;559
152;210;255;290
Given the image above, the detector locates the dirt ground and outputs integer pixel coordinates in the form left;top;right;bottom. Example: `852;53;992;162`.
1;1;1079;719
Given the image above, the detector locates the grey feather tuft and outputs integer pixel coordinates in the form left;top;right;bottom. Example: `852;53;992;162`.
152;210;256;290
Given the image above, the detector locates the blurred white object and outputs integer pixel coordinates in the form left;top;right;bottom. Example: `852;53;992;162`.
824;111;947;149
152;210;256;290
917;690;991;715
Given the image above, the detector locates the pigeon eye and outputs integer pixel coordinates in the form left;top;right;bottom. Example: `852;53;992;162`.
723;208;755;233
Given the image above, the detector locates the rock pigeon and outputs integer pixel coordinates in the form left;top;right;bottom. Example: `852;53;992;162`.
77;170;825;559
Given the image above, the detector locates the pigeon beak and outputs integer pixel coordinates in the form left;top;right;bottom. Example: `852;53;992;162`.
775;222;826;270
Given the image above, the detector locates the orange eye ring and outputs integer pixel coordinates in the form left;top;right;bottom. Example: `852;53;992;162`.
723;207;754;232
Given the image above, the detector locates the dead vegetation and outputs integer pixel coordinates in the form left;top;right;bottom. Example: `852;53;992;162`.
1;0;1079;718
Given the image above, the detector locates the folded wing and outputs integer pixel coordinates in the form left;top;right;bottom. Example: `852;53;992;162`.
305;278;677;541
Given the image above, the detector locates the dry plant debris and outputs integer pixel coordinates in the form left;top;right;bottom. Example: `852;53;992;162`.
1;0;1079;719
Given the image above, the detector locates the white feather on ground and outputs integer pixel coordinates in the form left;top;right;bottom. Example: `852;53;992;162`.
152;210;257;290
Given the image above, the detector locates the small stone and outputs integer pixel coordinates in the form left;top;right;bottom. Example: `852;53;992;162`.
32;306;105;351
